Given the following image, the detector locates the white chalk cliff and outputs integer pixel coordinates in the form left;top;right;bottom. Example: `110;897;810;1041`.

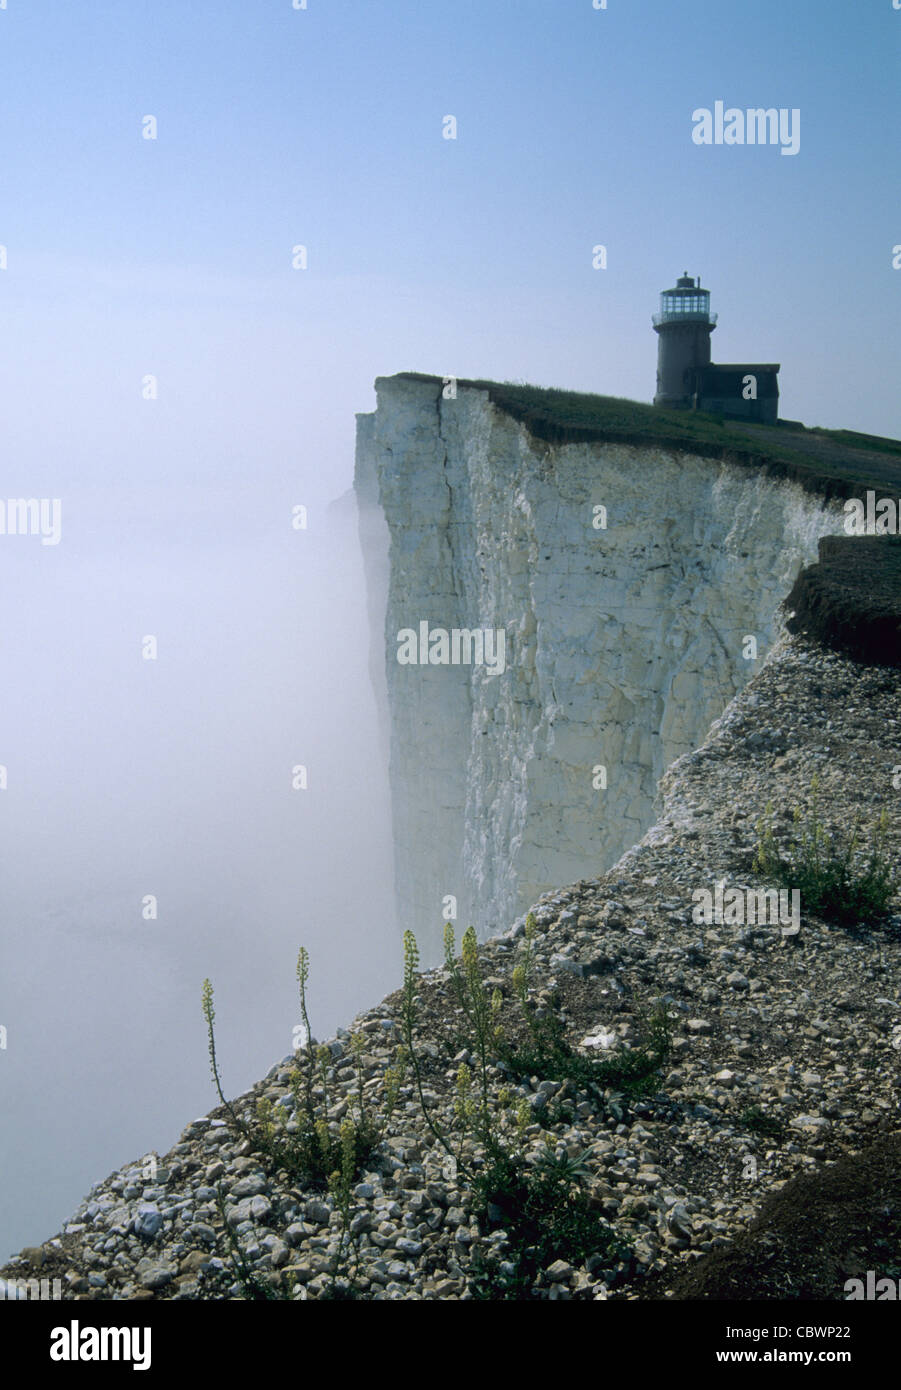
354;374;847;959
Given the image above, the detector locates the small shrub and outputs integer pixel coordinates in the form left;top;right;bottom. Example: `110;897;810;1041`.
199;1185;290;1301
201;952;409;1300
320;1116;365;1299
500;915;673;1098
401;929;473;1173
738;1105;785;1141
201;950;404;1191
753;777;895;925
403;924;632;1300
468;1144;629;1300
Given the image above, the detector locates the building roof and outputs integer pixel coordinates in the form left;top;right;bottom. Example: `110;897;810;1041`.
700;364;780;398
703;363;780;373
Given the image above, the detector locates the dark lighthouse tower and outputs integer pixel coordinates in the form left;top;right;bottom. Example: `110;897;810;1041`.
652;272;716;409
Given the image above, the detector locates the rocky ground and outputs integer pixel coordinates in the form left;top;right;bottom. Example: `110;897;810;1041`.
3;630;900;1301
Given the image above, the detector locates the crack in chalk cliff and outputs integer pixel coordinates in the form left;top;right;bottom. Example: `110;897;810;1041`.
699;613;735;667
435;386;463;612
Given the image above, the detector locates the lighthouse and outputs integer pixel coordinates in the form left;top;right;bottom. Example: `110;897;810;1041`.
652;273;780;423
652;273;716;409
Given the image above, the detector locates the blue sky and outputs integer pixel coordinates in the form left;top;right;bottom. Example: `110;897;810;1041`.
0;0;898;520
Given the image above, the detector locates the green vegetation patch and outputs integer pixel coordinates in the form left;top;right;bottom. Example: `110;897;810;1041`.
468;1145;630;1300
738;1105;786;1141
753;778;896;925
497;915;674;1098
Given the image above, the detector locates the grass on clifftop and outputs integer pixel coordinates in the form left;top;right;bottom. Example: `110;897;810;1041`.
390;372;901;502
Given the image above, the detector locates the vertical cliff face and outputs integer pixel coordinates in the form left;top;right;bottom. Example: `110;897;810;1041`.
355;374;846;956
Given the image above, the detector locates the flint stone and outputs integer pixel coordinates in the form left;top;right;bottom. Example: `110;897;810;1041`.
226;1195;272;1227
133;1205;163;1240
